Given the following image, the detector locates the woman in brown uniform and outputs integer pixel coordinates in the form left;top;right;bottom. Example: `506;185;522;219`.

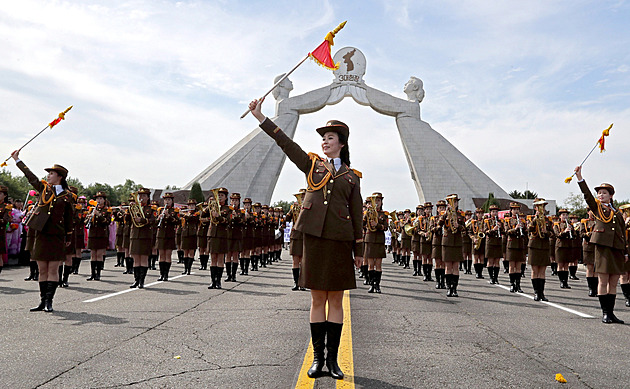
0;186;12;275
250;202;264;271
484;205;504;285
579;211;597;297
60;187;78;287
240;197;255;276
22;204;38;281
469;208;486;279
197;201;210;270
156;193;179;280
180;199;199;274
208;187;230;289
122;196;134;275
575;166;628;323
420;203;434;282
149;200;160;270
553;209;577;289
527;199;553;302
411;205;423;277
70;196;86;275
249;98;363;380
620;205;630;307
12;150;74;312
129;188;156;289
400;209;412;270
363;193;388;294
505;203;526;293
86;192;111;281
259;204;271;268
286;190;306;290
112;201;127;269
461;210;473;275
225;193;244;282
431;200;446;289
438;194;465;297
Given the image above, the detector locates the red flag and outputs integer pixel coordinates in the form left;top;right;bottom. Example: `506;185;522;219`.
49;117;63;128
598;134;605;152
308;21;346;71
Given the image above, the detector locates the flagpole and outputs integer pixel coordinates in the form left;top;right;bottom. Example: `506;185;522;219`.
240;55;309;119
564;123;613;183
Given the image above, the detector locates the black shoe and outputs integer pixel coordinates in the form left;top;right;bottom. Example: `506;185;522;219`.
215;267;223;289
307;322;326;378
61;265;72;288
325;322;344;380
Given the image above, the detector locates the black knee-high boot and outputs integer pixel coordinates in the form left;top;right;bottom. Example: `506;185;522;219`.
130;267;140;288
569;265;579;280
515;273;523;293
509;273;516;293
375;271;382;293
216;267;223;289
61;265;72;288
445;274;453;297
57;265;63;286
208;266;216;289
435;268;441;289
307;322;326;378
239;258;246;275
587;277;598;297
163;262;171;281
412;260;419;276
243;258;250;275
550;262;558;275
502;260;509;273
138;266;147;288
95;261;102;281
467;259;473;274
231;261;238;281
520;263;526;277
177;250;184;263
425;264;433;281
539;279;548;301
225;262;232;281
182;257;190;274
292;268;300;291
44;281;58;312
417;261;423;276
325;321;344;380
621;283;630;307
368;270;376;293
363;268;371;285
86;261;97;281
158;262;165;281
451;275;459;297
30;282;47;311
25;261;38;280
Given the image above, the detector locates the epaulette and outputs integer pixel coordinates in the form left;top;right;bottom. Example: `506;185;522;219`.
307;152;322;160
351;168;362;178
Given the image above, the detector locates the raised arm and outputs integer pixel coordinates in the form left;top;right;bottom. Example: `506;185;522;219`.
11;150;44;193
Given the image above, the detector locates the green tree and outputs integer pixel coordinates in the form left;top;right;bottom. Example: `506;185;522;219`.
0;168;31;202
482;192;500;212
510;189;538;199
562;192;588;219
272;200;292;214
113;179;142;205
189;182;205;203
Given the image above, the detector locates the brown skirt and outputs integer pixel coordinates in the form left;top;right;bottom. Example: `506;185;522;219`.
472;240;485;256
157;237;177;250
594;245;626;275
299;234;356;291
400;237;412;250
485;244;503;259
75;233;85;250
506;248;525;262
32;231;65;261
227;239;242;253
442;246;463;262
462;243;472;255
209;237;228;254
555;247;573;264
87;236;108;250
243;236;255;251
115;230;124;248
26;231;35;251
528;247;550;267
197;235;207;249
411;240;420;252
431;245;442;260
290;238;303;257
65;233;76;255
583;249;595;265
364;242;386;259
420;242;432;256
180;235;197;251
122;233;131;250
130;238;152;256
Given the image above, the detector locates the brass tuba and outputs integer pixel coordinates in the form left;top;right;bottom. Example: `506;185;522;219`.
445;194;459;233
129;192;148;228
366;196;379;232
533;199;548;238
208;188;221;225
292;191;305;222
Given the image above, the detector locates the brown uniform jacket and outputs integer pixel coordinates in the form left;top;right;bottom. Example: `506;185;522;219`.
260;118;363;253
504;216;526;250
130;204;156;239
579;219;596;253
438;210;465;247
17;161;73;237
483;217;504;247
527;217;554;250
87;206;111;239
363;210;388;244
208;204;230;239
552;220;577;248
156;207;180;239
579;180;628;253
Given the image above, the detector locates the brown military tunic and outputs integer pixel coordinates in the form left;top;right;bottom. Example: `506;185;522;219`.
156;206;179;250
260;118;363;291
580;219;596;265
180;211;199;250
197;207;210;249
286;209;303;256
363;209;387;258
505;216;526;262
439;210;465;262
122;212;132;250
242;210;256;251
527;217;554;266
470;219;485;256
227;207;244;252
113;209;125;248
579;180;629;274
484;218;504;258
553;221;576;263
87;206;111;250
208;204;230;254
418;216;432;256
430;216;442;260
129;204;156;256
16;161;74;261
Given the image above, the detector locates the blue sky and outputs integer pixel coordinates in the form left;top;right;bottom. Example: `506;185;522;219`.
1;0;628;210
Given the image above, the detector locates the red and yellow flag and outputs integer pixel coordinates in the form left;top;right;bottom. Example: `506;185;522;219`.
308;21;346;71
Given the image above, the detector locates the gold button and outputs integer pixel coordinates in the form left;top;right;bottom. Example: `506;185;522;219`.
327;190;331;194
346;215;350;219
324;201;328;205
612;228;615;231
330;180;334;183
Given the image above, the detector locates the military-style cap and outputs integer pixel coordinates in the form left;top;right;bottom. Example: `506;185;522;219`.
137;188;151;195
162;192;174;199
44;164;68;179
316;120;350;139
446;194;460;201
371;192;383;199
423;202;433;208
404;209;411;213
217;187;229;195
151;200;159;205
230;193;241;199
243;197;252;204
127;195;134;202
436;200;447;206
0;185;8;195
465;210;473;215
187;199;197;204
299;188;307;193
558;209;569;214
95;191;107;198
396;211;403;215
509;202;521;209
120;201;128;206
416;204;423;210
489;205;500;211
274;207;283;212
594;183;615;196
262;204;269;209
475;207;484;213
533;198;548;206
569;214;578;219
253;202;261;208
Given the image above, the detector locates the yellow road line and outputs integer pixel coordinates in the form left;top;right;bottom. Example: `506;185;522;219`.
294;292;355;389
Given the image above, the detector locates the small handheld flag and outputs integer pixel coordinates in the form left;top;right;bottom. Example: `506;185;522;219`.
1;106;73;167
564;123;613;183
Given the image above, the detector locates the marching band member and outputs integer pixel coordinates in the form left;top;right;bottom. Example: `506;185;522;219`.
274;206;285;262
396;211;404;266
260;204;271;267
400;209;412;270
250;202;263;271
0;186;12;275
112;201;127;269
575;166;628;324
197;201;210;271
156;192;179;281
22;203;38;281
549;217;558;277
60;187;78;287
85;192;111;281
363;193;387;293
431;200;446;289
568;214;582;280
420;202;433;282
12;150;73;312
528;199;553;301
579;211;598;297
621;205;630;307
462;210;473;275
505;203;526;293
71;196;87;275
553;209;576;289
239;198;254;276
286;190;306;290
225;193;244;282
484;205;504;285
438;194;465;297
180;199;199;274
411;205;423;277
208;187;230;289
122;195;134;275
470;208;486;279
149;200;160;270
129;188;156;289
249;98;363;380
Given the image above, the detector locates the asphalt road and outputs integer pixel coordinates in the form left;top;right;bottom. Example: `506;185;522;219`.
1;252;628;389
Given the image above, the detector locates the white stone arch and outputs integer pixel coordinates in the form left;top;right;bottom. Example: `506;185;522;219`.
184;47;510;210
